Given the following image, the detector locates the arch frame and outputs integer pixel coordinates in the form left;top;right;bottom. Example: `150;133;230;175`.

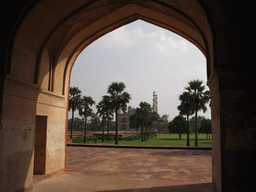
6;1;251;192
34;2;213;97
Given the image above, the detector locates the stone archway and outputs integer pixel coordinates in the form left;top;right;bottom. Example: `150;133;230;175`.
121;118;127;124
121;124;127;130
1;1;250;192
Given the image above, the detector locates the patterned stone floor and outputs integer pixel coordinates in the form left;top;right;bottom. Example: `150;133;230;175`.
67;147;212;183
33;147;212;192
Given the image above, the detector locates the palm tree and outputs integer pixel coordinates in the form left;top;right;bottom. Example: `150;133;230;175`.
185;80;210;146
178;91;194;146
129;112;141;135
137;102;152;142
69;87;82;138
151;111;160;132
129;102;152;142
79;96;95;143
105;82;131;145
96;96;114;142
159;114;169;136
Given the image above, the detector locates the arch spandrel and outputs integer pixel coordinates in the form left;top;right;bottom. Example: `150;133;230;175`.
11;1;212;92
40;2;211;96
1;1;217;191
10;0;214;171
2;1;250;192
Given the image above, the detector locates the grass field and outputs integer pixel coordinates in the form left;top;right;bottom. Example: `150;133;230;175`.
75;133;212;147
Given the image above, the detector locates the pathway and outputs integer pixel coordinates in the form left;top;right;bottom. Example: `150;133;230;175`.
33;147;212;191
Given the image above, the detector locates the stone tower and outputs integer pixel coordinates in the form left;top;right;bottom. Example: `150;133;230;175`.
153;91;158;113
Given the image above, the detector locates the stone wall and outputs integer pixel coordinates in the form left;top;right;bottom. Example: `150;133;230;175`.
117;107;136;131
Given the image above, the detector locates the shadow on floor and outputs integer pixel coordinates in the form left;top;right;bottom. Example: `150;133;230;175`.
98;182;213;192
150;150;212;157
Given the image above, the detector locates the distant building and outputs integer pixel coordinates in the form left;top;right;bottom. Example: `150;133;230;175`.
117;91;158;130
117;106;136;131
153;91;158;113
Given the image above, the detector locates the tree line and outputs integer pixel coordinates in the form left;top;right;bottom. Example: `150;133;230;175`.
69;79;211;146
69;82;131;145
129;102;169;142
67;116;115;132
170;79;211;146
69;82;169;145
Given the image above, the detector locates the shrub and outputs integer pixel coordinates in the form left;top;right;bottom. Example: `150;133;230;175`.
118;136;122;141
97;135;102;140
123;135;134;141
128;135;135;140
72;137;84;143
88;136;93;141
92;135;98;143
133;135;141;140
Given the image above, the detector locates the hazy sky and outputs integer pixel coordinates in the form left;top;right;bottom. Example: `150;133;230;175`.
69;20;211;121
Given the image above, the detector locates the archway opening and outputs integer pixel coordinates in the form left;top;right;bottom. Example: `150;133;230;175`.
68;20;211;146
65;20;212;189
3;1;249;192
3;1;217;191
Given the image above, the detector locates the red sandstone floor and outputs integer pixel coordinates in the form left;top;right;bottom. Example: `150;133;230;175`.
33;147;212;192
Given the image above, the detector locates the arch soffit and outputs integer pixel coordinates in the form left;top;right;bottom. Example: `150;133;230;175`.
56;4;211;95
12;0;212;93
50;3;208;66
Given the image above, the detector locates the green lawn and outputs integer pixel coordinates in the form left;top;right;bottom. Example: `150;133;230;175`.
76;133;212;147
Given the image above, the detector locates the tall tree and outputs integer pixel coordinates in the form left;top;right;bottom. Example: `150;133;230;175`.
68;117;84;131
87;114;101;131
96;96;114;142
168;115;186;140
185;80;210;146
130;102;152;142
79;96;95;143
129;112;141;134
189;116;206;133
151;111;160;132
199;119;212;139
105;82;131;145
68;87;82;138
158;114;169;135
177;91;194;146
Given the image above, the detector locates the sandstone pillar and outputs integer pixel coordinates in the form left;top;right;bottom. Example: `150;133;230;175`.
34;116;47;175
208;68;255;192
0;75;39;191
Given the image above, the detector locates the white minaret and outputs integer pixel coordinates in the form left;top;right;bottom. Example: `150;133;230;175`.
153;91;158;113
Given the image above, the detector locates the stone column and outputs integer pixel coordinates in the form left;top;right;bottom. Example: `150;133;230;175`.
153;91;158;113
208;68;255;192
